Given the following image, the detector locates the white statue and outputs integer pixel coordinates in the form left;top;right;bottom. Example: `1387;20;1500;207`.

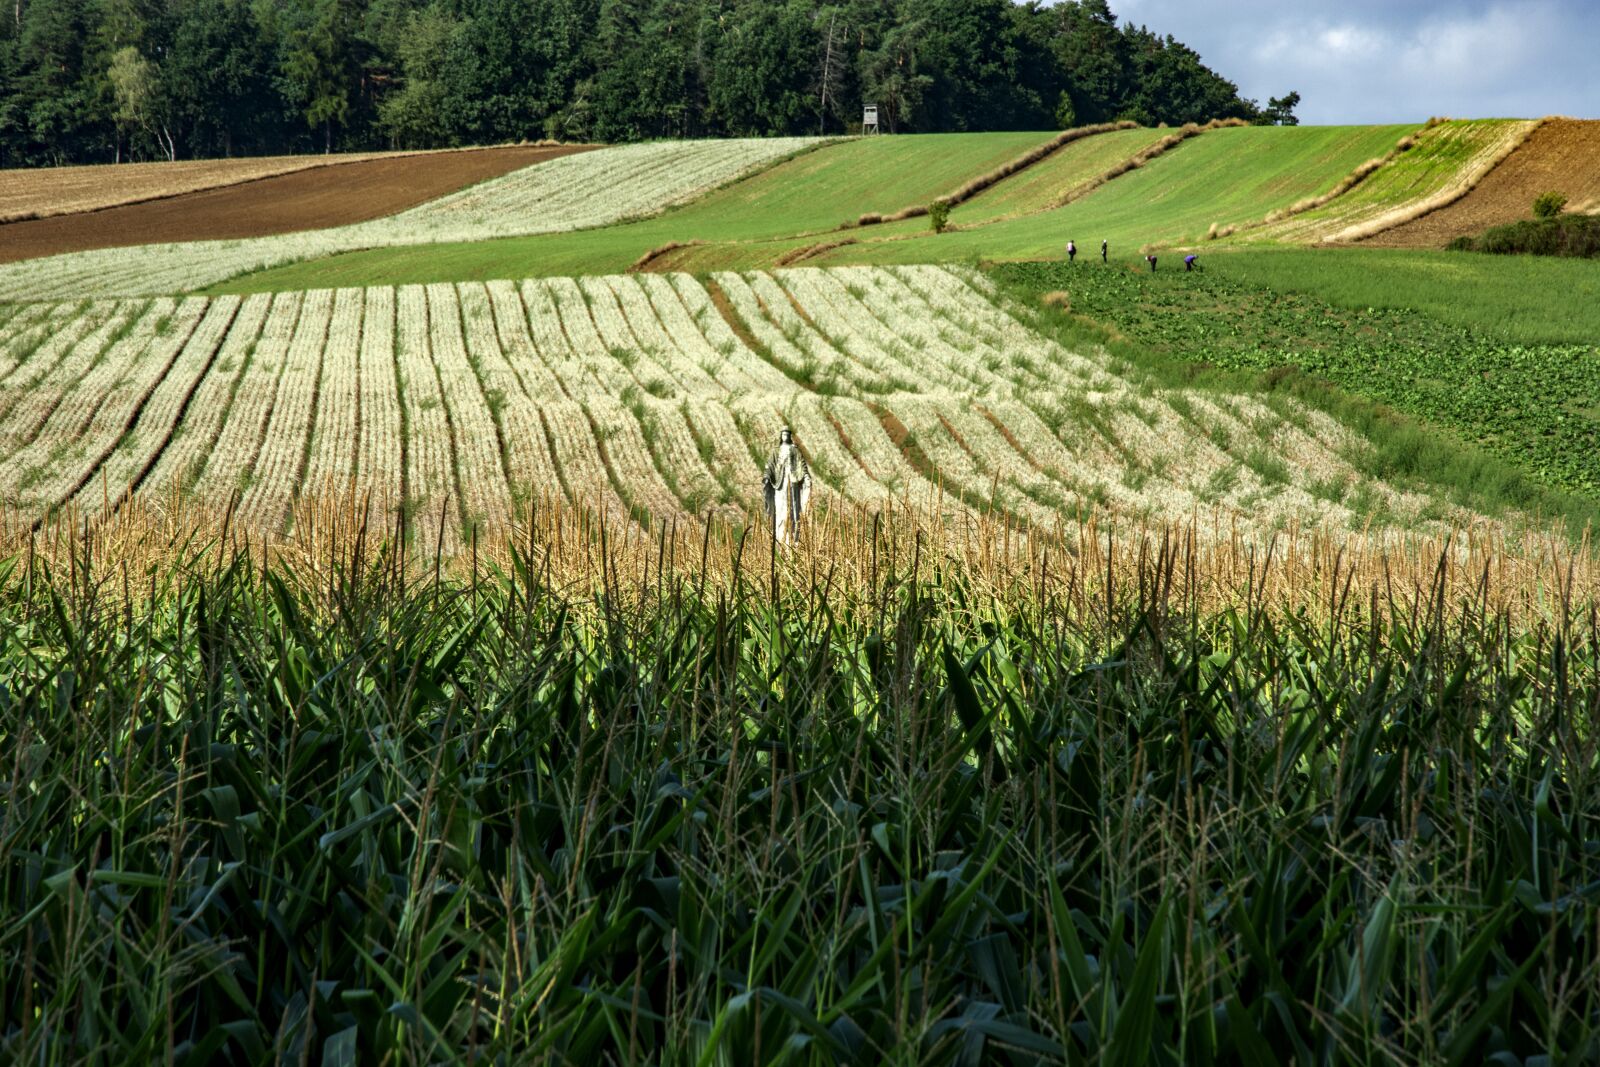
763;427;812;545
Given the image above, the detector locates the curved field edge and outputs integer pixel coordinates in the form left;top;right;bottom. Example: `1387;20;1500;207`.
211;130;1085;295
1363;118;1600;249
0;137;833;301
223;122;1436;290
0;145;599;266
1250;119;1542;244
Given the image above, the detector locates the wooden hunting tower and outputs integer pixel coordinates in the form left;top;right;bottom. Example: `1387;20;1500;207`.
862;105;879;134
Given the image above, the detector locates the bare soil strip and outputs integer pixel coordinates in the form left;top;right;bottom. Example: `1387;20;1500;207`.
1364;119;1600;248
0;145;593;265
2;151;399;223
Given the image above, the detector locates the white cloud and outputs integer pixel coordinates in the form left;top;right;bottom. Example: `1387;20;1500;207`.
1064;0;1600;123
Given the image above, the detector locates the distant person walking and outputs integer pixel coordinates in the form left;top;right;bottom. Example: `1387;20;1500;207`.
1101;239;1108;263
1184;254;1198;272
1145;255;1158;272
1066;240;1077;264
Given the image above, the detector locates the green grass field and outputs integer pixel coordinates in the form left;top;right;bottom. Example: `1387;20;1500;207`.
802;124;1417;267
227;124;1431;290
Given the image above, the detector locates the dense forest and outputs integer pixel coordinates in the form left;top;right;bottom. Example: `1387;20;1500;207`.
0;0;1298;167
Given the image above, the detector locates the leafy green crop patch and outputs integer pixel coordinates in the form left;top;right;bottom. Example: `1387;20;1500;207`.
996;260;1600;505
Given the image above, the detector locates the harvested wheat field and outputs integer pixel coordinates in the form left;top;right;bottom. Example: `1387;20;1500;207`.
0;144;593;265
0;265;1459;551
1364;118;1600;247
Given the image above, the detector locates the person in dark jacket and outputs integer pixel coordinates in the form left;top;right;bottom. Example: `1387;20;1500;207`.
1066;240;1077;263
1101;239;1108;263
1145;255;1158;272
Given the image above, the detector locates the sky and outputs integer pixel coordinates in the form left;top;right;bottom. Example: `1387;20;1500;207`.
1104;0;1600;124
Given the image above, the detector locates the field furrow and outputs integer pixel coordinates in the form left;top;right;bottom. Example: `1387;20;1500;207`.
192;291;304;506
143;292;272;500
483;280;566;400
50;299;196;446
0;301;131;444
586;395;689;523
579;276;698;400
523;279;609;398
634;398;735;518
978;398;1118;511
712;272;867;394
842;267;1041;397
0;300;169;502
0;302;66;381
598;275;725;396
355;286;403;526
71;295;242;520
15;295;207;512
849;266;1076;396
539;400;633;522
778;269;983;394
394;284;458;551
887;395;1056;526
925;401;1081;524
638;274;772;393
826;397;952;510
665;274;795;392
237;289;334;533
545;277;654;400
299;288;365;502
426;283;513;532
458;282;564;505
686;402;766;511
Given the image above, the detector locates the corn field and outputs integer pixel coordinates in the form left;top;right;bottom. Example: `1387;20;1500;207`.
1;498;1598;1065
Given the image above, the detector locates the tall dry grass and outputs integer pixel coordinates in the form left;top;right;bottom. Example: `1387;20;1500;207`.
7;488;1593;625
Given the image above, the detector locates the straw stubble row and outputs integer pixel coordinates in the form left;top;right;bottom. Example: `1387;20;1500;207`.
0;266;1496;546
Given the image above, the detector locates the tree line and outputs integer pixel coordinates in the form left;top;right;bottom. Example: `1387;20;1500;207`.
0;0;1300;167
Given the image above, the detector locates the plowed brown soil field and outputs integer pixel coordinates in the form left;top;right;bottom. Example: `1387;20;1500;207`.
1364;119;1600;248
1;149;432;223
0;144;593;264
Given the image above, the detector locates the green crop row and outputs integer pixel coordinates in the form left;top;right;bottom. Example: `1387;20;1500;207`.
2;532;1598;1064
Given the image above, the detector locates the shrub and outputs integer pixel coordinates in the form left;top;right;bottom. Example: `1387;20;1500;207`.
1451;213;1600;258
927;198;951;233
1534;191;1569;219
